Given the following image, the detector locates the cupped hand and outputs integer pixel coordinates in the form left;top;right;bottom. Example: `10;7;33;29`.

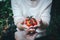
25;28;37;40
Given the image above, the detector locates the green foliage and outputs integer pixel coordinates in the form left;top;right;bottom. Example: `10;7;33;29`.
0;0;13;35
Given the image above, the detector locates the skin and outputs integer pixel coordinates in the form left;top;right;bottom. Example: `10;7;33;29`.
15;27;37;40
15;18;48;40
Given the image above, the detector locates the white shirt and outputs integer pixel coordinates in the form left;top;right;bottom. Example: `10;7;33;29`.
11;0;52;25
11;0;52;26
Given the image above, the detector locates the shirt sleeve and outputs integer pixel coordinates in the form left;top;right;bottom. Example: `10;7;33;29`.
11;0;24;25
40;2;52;25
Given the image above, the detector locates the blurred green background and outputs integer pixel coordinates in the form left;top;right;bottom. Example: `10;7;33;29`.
0;0;60;40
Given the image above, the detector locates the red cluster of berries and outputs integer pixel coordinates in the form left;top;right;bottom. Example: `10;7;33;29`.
21;17;37;27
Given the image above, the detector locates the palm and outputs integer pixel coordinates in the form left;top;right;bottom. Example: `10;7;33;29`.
25;29;37;40
26;33;37;40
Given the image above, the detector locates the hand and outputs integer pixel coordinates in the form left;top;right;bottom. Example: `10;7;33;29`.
16;22;26;31
25;28;37;40
39;20;48;30
26;33;37;40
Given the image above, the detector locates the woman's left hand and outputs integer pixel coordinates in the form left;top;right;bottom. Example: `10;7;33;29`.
25;28;37;40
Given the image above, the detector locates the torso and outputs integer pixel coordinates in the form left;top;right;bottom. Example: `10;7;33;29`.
20;0;43;19
15;0;52;19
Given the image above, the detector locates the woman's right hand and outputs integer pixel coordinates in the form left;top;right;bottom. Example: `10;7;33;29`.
16;22;25;30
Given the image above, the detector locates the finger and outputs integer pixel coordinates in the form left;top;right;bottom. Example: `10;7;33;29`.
32;33;37;39
23;24;29;29
25;29;36;35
